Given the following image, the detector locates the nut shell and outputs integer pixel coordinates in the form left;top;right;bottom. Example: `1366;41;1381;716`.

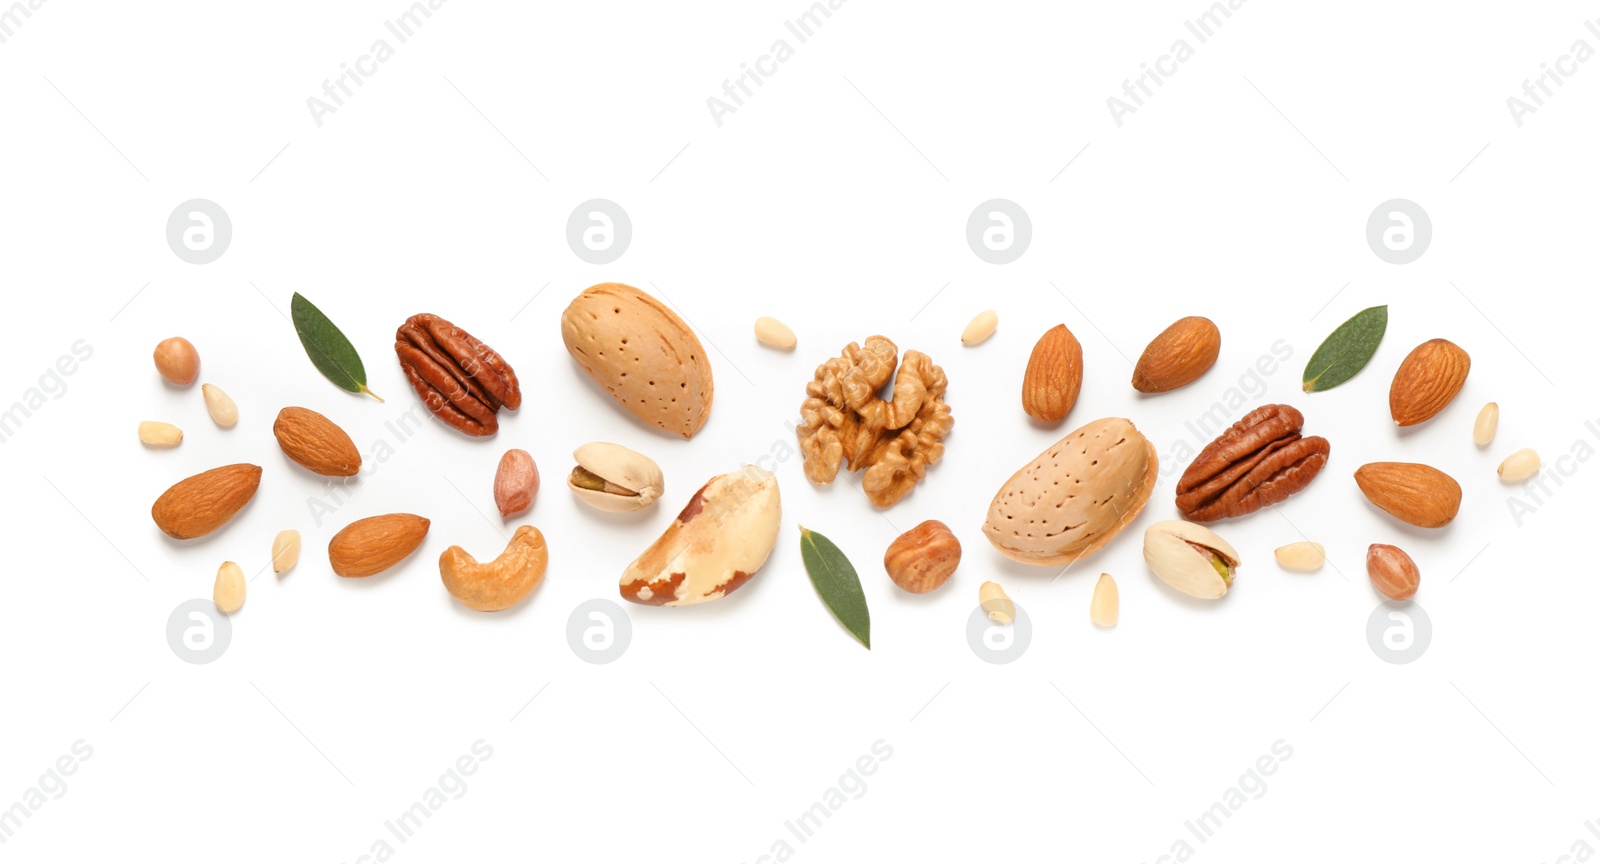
561;283;714;439
983;417;1158;566
883;520;961;594
1132;316;1220;393
151;463;262;540
1367;543;1420;600
328;513;430;577
1354;462;1462;528
1143;520;1239;600
1389;338;1469;426
619;467;780;605
1022;324;1083;423
274;407;361;477
568;442;664;513
440;525;548;612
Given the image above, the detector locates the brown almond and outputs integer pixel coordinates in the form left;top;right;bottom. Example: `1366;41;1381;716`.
1354;462;1462;528
328;514;431;577
1389;338;1470;426
151;464;263;540
273;407;362;477
1367;543;1420;601
1022;324;1083;423
1132;316;1221;393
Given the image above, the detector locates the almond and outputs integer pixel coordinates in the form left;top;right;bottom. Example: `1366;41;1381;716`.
328;513;430;577
560;282;714;439
1022;324;1083;423
1132;316;1221;393
1389;338;1470;426
1367;543;1420;601
151;464;262;540
273;407;361;477
1354;462;1462;528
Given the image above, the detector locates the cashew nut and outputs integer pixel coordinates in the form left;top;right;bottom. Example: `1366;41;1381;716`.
439;525;549;612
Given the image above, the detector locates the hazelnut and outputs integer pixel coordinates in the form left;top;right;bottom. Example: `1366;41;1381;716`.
154;337;200;386
883;520;961;594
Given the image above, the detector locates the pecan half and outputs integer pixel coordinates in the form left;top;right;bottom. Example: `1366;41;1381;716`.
396;314;521;437
1175;404;1329;521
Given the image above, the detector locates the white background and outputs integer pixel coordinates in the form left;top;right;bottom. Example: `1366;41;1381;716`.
2;1;1597;861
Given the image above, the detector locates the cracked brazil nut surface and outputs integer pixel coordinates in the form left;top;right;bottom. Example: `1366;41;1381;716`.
619;467;781;606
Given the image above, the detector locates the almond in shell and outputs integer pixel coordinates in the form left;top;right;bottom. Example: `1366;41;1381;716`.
1389;338;1469;426
1132;316;1220;393
1354;462;1462;528
1022;324;1083;423
329;513;431;577
560;282;714;439
273;407;361;477
151;464;262;540
983;417;1158;565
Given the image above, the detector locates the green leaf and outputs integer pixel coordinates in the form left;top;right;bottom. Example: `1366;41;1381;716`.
1302;305;1388;393
290;292;383;401
799;526;870;649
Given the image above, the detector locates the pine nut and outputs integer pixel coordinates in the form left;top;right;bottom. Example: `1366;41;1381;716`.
214;561;245;613
138;421;183;448
978;580;1014;624
202;383;238;428
1274;541;1325;572
754;316;797;351
1498;448;1540;483
1473;402;1498;447
1090;573;1119;627
961;310;999;346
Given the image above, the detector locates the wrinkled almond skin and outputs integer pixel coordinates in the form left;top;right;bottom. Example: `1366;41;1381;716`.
494;449;539;517
440;525;548;612
984;417;1158;565
1354;462;1462;528
1132;316;1221;393
274;407;361;477
620;467;779;605
153;337;199;386
562;283;714;439
883;520;961;594
1367;544;1420;601
1176;404;1330;521
1022;324;1083;423
151;464;262;540
1389;338;1470;426
328;514;430;577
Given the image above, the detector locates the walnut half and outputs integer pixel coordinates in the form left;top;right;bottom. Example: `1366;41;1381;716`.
797;336;953;508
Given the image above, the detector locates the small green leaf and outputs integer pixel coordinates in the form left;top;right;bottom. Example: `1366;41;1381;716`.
799;526;870;649
291;292;383;401
1303;305;1388;393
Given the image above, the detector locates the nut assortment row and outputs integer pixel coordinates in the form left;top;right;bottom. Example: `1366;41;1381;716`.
136;283;1538;646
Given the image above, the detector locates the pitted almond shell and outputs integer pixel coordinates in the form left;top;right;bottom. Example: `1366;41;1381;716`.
561;283;714;439
982;417;1158;566
620;467;780;606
